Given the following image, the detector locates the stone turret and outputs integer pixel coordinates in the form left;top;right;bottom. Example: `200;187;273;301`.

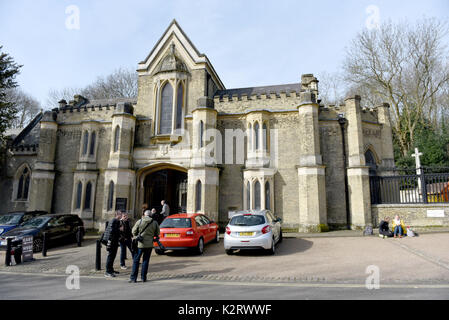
28;111;58;212
297;76;328;232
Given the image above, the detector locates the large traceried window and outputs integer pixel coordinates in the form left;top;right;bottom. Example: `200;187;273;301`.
176;83;183;130
16;167;31;201
159;82;173;135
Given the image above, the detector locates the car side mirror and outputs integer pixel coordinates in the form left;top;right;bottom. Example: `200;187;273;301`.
276;218;282;223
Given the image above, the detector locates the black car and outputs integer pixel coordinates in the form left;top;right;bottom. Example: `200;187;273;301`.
0;214;84;255
0;211;48;236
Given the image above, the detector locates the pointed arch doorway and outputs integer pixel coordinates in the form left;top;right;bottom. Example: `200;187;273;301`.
143;167;187;214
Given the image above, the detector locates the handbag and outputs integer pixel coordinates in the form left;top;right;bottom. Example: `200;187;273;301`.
136;220;152;242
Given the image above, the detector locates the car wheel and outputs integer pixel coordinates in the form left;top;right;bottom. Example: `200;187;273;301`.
267;238;275;255
214;231;220;243
33;238;43;253
196;238;204;255
225;249;234;255
155;249;165;255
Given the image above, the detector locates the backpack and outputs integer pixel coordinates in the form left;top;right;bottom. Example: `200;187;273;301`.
363;225;374;236
100;220;113;245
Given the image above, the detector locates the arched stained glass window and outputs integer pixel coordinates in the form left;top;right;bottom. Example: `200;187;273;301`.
199;121;204;148
254;122;260;151
82;131;89;155
263;123;268;151
195;180;202;212
246;181;251;210
160;82;173;134
89;132;96;156
84;182;92;210
265;181;270;210
107;181;114;211
114;126;120;152
254;180;261;210
176;83;183;129
16;167;30;200
75;182;82;209
17;167;30;200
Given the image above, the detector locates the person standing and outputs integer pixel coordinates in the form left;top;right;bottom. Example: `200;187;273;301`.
119;212;134;270
142;203;149;217
161;200;170;218
151;208;164;225
129;210;160;283
104;211;122;278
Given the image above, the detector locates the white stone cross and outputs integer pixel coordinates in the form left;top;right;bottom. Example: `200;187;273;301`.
412;147;423;194
411;147;423;170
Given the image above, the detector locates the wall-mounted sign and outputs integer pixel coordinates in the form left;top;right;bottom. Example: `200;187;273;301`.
427;210;445;218
22;236;34;262
116;198;128;212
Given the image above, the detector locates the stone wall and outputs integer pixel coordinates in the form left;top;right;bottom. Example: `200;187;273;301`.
372;204;449;228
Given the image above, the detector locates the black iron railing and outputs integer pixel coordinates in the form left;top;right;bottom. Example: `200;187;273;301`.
370;168;449;204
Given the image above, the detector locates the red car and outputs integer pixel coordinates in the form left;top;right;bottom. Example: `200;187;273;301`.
154;213;219;255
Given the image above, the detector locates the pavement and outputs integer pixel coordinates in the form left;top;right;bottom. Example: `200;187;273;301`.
1;272;449;300
1;231;449;287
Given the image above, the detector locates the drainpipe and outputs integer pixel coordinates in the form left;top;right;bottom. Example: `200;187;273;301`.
338;114;351;230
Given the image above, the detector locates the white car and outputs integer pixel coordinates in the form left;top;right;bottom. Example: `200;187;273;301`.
224;210;283;255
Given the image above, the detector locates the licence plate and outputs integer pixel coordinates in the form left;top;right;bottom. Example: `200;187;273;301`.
240;232;255;236
165;233;180;238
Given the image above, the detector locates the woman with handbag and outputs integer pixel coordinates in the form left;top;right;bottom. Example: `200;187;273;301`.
129;210;160;283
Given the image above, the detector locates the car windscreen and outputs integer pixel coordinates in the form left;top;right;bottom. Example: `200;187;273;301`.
20;217;51;229
160;218;192;228
230;215;266;226
0;214;22;225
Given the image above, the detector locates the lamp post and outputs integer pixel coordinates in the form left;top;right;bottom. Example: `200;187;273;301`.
338;114;351;229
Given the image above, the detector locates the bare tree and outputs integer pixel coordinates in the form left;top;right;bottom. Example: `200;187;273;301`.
343;18;449;156
46;67;137;109
5;88;41;128
317;71;345;106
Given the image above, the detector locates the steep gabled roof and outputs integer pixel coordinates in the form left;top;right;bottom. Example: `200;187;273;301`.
137;19;225;90
10;112;43;147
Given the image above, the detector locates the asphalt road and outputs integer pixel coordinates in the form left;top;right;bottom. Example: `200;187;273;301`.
1;272;449;300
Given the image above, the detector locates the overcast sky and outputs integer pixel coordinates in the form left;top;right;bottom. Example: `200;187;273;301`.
1;0;448;107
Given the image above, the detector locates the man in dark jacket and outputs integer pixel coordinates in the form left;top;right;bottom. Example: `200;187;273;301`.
379;217;393;238
105;211;122;278
129;210;160;283
119;212;134;269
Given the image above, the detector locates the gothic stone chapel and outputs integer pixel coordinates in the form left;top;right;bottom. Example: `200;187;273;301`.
0;20;395;231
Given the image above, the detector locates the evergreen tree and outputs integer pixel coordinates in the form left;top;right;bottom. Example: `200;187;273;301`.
0;46;22;142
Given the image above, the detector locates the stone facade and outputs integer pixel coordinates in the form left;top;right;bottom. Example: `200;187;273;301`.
0;20;396;231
